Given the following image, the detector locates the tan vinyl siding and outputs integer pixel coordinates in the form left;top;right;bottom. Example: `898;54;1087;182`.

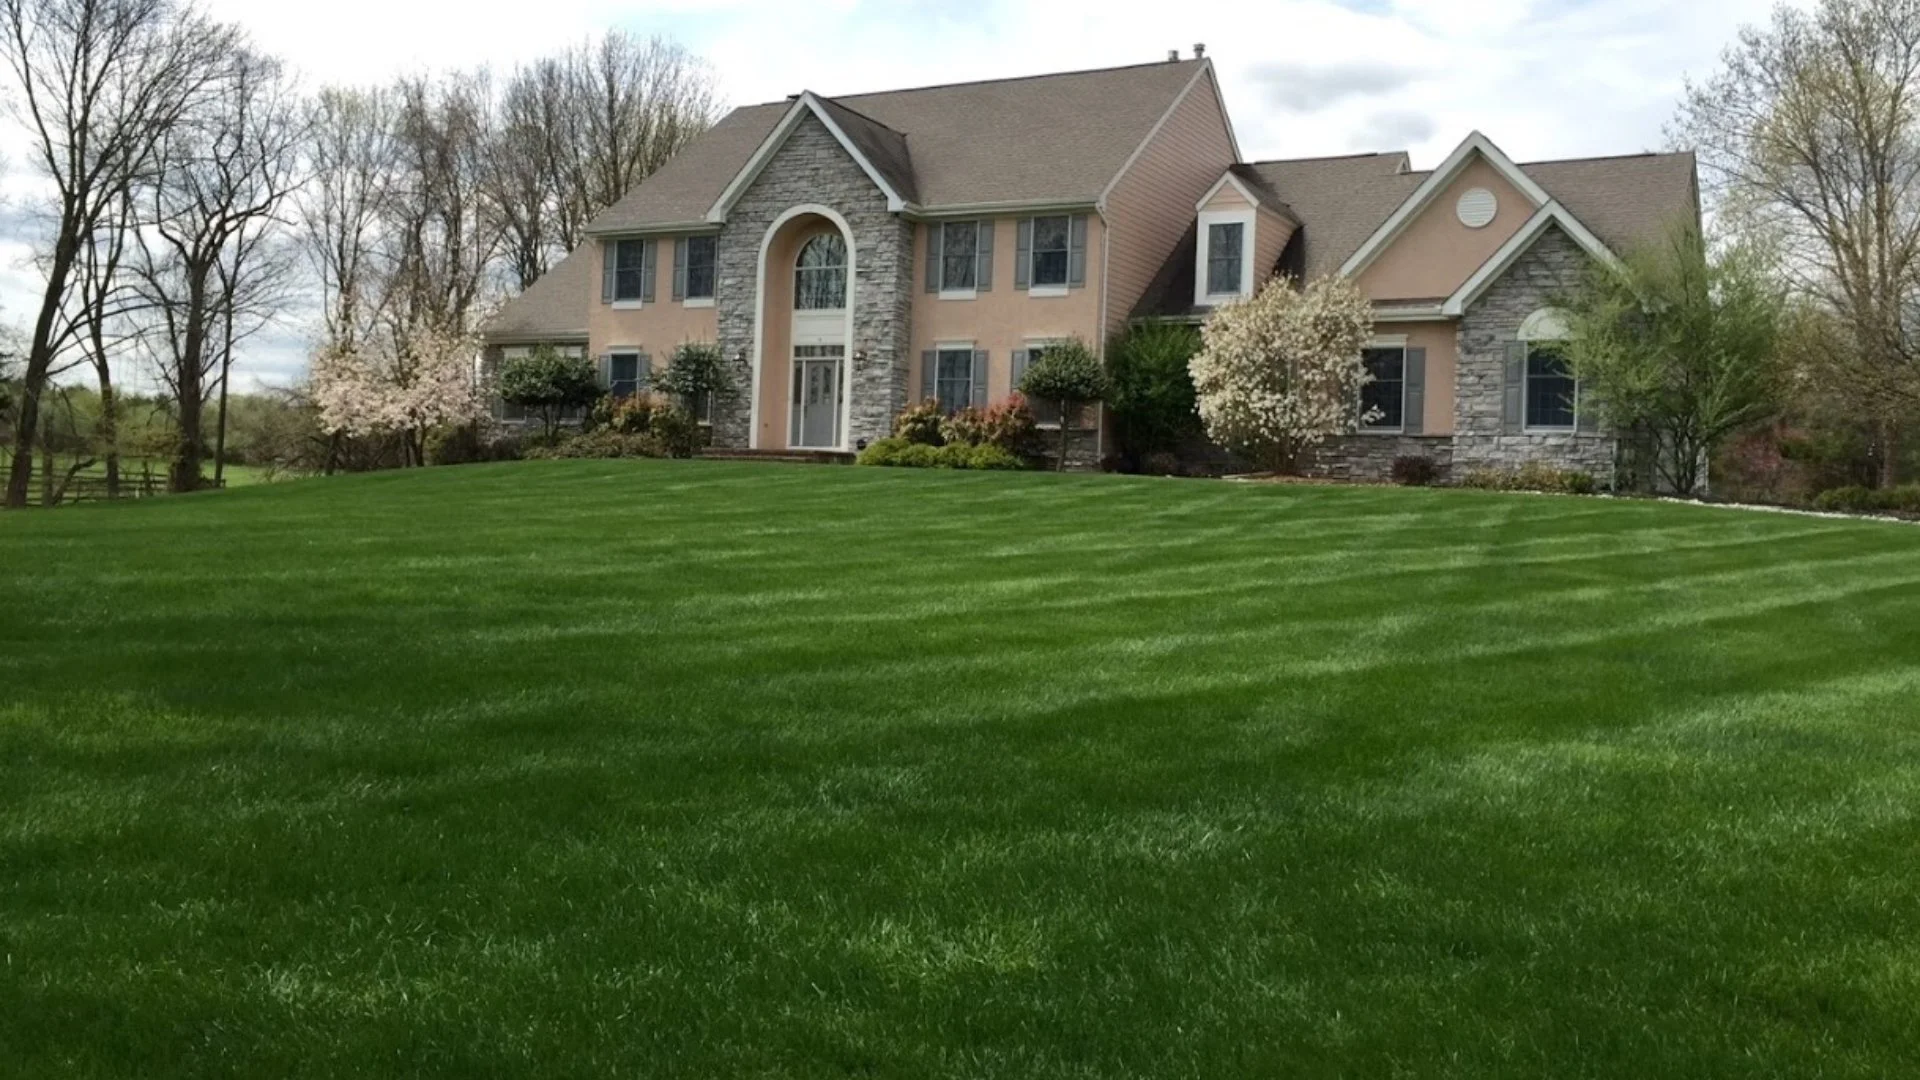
1252;206;1295;293
1101;71;1238;340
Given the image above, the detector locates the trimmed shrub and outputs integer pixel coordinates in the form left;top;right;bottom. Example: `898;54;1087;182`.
857;436;1025;471
587;392;665;436
524;430;665;459
650;404;702;459
1460;463;1598;494
1391;455;1440;487
1141;451;1183;477
1019;338;1108;471
498;346;601;439
940;396;1038;454
894;399;946;446
428;425;522;466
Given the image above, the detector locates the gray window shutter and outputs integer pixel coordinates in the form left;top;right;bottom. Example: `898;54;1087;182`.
1576;382;1601;433
971;350;989;408
1011;349;1029;392
926;225;943;294
601;241;617;304
921;350;936;402
672;239;687;301
976;222;994;292
1068;215;1088;287
640;240;657;302
596;354;612;388
1014;220;1032;290
1404;347;1426;436
1504;342;1527;433
638;352;653;389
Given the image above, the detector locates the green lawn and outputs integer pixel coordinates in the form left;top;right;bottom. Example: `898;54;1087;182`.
4;461;1920;1077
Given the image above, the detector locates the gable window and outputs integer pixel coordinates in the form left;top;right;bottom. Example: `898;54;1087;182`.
1525;345;1576;430
1207;222;1245;296
941;221;977;292
1361;346;1405;430
613;239;648;302
684;236;716;301
795;233;847;310
1195;209;1256;306
935;346;974;413
1030;215;1071;288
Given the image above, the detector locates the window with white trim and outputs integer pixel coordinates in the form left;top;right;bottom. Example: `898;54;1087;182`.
935;345;974;414
613;240;648;302
795;234;847;310
1207;222;1246;295
1520;307;1577;431
609;352;644;399
1195;209;1256;305
1525;345;1576;430
940;221;978;292
684;236;716;300
1030;216;1071;288
1361;346;1405;430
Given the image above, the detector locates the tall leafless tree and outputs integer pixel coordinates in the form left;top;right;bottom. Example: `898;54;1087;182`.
300;86;396;351
1676;0;1920;484
0;0;236;508
133;46;302;492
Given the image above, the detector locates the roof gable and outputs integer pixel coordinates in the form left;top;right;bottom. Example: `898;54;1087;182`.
708;92;915;221
1338;131;1553;279
1442;204;1617;316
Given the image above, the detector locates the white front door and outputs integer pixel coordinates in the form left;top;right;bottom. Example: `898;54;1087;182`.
790;345;844;448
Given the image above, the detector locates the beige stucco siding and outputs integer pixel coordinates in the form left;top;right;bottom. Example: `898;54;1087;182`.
586;238;721;360
1372;319;1458;435
1101;71;1238;339
1357;157;1535;302
909;216;1105;402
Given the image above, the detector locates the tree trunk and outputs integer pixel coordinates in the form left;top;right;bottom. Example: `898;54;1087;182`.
1880;419;1900;488
214;287;236;486
1056;401;1071;472
6;233;80;509
98;380;121;499
170;267;212;493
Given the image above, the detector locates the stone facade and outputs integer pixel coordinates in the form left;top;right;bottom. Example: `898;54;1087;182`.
1452;225;1616;481
1303;434;1455;482
712;114;914;450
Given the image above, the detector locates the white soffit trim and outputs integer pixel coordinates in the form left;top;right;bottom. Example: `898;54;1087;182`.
707;92;910;223
1338;130;1555;279
1193;170;1262;213
1442;201;1617;317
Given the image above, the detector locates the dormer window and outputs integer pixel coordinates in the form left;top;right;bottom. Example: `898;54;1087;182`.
1195;208;1256;306
1207;222;1245;295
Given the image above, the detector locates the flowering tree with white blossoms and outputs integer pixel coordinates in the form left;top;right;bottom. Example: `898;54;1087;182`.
310;325;490;466
1189;274;1378;473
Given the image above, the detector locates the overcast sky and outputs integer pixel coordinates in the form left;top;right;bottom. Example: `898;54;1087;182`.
7;0;1788;392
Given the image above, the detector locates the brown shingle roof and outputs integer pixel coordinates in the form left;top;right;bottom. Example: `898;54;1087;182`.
1241;149;1697;281
589;58;1211;232
1133;148;1698;319
485;244;593;343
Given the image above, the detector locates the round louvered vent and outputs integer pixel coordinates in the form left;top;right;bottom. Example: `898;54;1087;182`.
1457;187;1498;228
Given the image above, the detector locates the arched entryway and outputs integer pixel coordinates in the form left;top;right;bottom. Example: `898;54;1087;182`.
750;206;855;451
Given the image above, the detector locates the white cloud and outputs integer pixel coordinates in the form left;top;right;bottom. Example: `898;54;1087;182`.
6;0;1788;391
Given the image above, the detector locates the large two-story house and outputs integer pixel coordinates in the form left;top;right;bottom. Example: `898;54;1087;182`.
482;54;1697;479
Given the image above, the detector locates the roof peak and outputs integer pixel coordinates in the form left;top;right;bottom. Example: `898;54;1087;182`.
748;56;1207;110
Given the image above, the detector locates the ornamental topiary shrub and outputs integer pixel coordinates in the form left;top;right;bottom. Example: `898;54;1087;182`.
940;395;1038;455
498;346;601;440
1460;463;1599;494
1019;338;1108;471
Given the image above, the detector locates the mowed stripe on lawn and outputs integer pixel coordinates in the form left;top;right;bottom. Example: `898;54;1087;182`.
3;460;1919;1078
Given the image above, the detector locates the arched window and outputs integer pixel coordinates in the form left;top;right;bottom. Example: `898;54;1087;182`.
1519;307;1576;430
794;233;847;310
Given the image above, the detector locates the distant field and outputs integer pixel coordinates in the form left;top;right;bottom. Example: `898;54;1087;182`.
4;461;1919;1077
